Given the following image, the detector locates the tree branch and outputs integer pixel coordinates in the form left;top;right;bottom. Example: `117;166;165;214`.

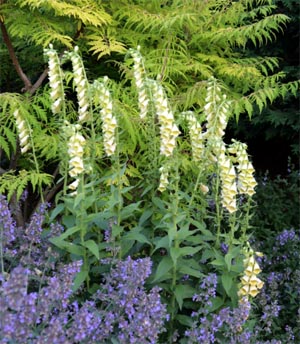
29;67;49;96
0;19;33;92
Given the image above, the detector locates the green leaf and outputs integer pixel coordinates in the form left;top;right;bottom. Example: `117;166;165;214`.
62;215;76;228
138;208;153;225
174;284;196;310
224;253;233;271
83;240;100;260
49;203;65;222
221;272;233;296
209;296;224;312
112;224;123;237
176;314;194;327
123;229;151;245
59;225;81;240
72;269;88;292
120;202;141;219
49;237;85;256
178;264;202;278
170;246;202;262
152;256;173;282
153;235;169;253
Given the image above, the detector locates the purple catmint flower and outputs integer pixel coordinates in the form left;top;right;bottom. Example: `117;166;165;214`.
0;195;16;244
193;274;217;306
275;229;296;246
25;202;49;244
220;242;229;254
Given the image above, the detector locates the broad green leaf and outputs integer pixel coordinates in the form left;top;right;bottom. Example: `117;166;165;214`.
72;270;88;292
152;235;169;253
62;215;76;228
120;202;141;220
176;314;194;327
112;224;123;237
225;253;233;271
59;225;81;240
170;246;202;262
222;273;233;296
174;284;196;310
138;208;153;225
209;296;224;312
83;240;100;260
152;256;173;282
123;230;151;245
49;203;65;221
177;226;198;240
178;264;202;278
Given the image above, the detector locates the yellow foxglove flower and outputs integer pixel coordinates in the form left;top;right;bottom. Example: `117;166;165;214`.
13;109;31;154
204;78;229;142
69;47;90;122
94;78;117;157
219;156;237;213
44;44;65;114
239;245;264;300
66;125;86;193
185;111;204;162
131;47;149;119
151;81;180;157
229;139;257;196
158;165;169;192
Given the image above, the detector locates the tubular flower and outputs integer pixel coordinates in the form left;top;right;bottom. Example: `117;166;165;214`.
151;81;180;157
67;124;86;192
13;109;31;154
238;246;264;299
69;46;90;123
185;111;204;162
158;164;170;192
219;155;237;213
94;78;117;157
204;77;230;142
228;140;257;196
44;44;65;114
131;47;149;119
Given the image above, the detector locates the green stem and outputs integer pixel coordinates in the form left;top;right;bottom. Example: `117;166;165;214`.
169;160;180;343
214;169;222;246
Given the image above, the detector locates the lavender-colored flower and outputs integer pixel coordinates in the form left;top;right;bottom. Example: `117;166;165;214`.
275;229;296;246
220;242;229;254
0;195;16;244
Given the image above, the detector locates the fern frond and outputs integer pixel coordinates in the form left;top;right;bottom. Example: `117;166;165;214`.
0;169;52;201
208;13;290;47
86;28;127;59
16;0;111;27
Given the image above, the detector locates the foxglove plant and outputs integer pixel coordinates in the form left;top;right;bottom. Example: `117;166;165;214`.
130;46;150;119
93;78;117;157
13;108;31;154
229;140;257;196
185;111;204;163
66;123;86;192
44;44;65;115
150;80;180;158
68;46;90;123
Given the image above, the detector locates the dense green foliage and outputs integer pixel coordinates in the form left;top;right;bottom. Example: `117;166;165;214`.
0;0;299;343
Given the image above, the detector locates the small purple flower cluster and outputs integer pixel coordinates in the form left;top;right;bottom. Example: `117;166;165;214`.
95;256;168;344
0;195;16;245
1;196;168;344
275;229;296;246
186;274;252;344
252;228;300;342
0;257;168;344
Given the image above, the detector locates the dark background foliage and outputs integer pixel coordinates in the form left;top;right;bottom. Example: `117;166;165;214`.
227;0;299;176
